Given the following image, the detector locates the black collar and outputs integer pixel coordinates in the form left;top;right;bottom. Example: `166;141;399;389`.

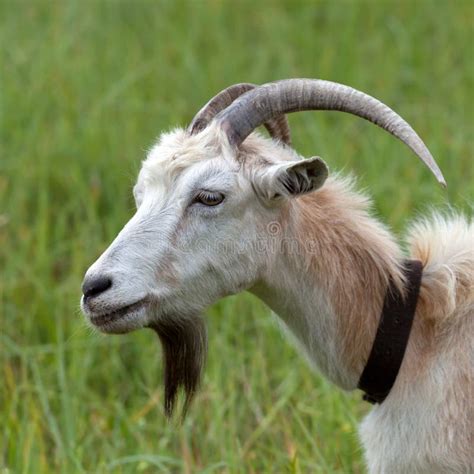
358;259;423;404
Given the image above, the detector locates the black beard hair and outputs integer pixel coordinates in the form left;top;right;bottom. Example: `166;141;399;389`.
150;315;207;418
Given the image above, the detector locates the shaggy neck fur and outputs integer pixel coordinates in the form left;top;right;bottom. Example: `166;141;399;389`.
252;177;421;390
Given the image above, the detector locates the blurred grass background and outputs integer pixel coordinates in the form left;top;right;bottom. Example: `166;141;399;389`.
0;0;472;473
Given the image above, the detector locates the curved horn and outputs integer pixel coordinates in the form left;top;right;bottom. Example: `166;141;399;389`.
189;83;291;145
216;79;445;185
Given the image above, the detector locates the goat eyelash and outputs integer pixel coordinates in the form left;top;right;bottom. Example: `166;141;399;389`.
192;190;225;207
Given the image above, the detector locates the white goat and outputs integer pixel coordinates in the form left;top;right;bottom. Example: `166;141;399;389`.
81;79;473;473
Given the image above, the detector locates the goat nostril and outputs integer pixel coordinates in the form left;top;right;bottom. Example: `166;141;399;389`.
82;275;113;299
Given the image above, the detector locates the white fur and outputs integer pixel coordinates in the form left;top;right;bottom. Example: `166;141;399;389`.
82;125;473;472
360;216;473;473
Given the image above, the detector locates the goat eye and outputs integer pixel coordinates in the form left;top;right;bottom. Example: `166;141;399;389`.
194;191;225;206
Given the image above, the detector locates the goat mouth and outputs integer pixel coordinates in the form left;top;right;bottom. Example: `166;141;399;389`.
89;299;147;327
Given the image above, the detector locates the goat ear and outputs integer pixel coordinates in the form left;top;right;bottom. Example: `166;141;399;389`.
256;156;328;200
279;156;329;196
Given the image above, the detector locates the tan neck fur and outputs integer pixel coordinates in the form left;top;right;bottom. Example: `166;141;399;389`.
252;177;431;390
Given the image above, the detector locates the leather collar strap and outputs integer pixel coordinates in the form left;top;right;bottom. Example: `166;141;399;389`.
358;259;423;404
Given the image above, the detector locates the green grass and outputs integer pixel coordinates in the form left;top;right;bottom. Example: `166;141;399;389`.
0;1;472;472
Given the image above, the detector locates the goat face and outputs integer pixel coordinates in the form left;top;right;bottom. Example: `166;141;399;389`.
81;125;329;415
81;125;327;335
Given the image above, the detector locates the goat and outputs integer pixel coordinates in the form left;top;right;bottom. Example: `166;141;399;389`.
81;79;473;473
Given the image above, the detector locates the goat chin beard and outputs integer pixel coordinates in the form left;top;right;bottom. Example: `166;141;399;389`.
149;314;207;419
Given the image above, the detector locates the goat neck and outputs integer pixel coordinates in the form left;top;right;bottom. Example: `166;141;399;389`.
250;177;428;391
